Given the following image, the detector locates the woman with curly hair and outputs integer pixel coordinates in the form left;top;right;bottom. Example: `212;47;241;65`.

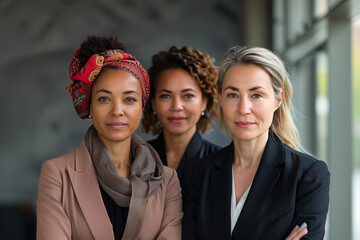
36;36;183;240
142;46;220;189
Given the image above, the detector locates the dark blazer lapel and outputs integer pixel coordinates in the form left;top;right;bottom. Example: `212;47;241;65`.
148;133;167;166
209;144;234;239
176;130;202;180
183;130;203;160
232;133;285;238
68;141;114;240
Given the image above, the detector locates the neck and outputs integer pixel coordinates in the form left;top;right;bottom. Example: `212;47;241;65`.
98;135;132;177
162;127;196;169
232;130;269;168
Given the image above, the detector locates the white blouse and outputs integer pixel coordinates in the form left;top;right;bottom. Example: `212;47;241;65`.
231;169;252;233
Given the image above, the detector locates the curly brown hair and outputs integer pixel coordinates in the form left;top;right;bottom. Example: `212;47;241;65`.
142;46;218;135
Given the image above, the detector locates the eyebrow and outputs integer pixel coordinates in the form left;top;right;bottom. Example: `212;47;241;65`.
96;89;140;95
158;88;195;93
224;85;265;91
96;89;112;94
249;86;265;91
224;85;239;91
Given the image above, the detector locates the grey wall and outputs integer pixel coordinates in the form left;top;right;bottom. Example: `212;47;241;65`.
0;0;241;210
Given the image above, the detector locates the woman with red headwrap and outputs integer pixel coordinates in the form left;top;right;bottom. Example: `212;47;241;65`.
36;36;183;240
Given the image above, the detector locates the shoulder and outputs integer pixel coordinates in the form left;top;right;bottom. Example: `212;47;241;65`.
163;166;179;183
200;138;222;154
201;143;233;163
40;141;87;174
192;143;233;176
147;134;163;147
285;143;327;166
41;149;76;173
147;138;157;147
280;142;330;181
37;148;79;197
160;166;182;195
193;131;221;153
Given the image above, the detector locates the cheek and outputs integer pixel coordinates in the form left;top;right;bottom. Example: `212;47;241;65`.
257;107;275;121
221;107;235;123
155;102;170;114
221;100;236;114
90;103;108;117
133;107;144;119
219;95;232;109
189;99;203;110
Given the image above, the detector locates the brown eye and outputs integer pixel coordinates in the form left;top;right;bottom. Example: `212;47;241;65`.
98;96;110;102
252;93;262;99
124;97;137;103
184;94;195;99
227;93;238;98
159;94;171;99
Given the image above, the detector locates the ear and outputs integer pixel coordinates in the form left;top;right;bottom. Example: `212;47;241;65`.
89;104;93;117
201;96;208;112
275;90;284;110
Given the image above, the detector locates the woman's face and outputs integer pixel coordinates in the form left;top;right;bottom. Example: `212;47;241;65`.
90;69;143;144
152;68;207;136
219;64;281;142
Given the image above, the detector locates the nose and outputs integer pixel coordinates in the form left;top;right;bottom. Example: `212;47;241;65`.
111;101;124;116
171;96;183;111
238;97;251;115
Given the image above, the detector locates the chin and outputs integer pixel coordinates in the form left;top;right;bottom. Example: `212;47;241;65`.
165;127;187;135
232;132;256;141
111;136;132;142
103;132;133;142
235;136;255;141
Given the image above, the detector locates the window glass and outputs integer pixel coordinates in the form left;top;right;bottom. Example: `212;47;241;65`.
315;51;329;162
352;16;360;240
314;0;328;19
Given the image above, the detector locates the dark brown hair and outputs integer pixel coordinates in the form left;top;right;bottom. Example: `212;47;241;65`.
77;35;126;70
142;46;218;134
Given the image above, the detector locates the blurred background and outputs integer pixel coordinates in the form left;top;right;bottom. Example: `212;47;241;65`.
0;0;359;239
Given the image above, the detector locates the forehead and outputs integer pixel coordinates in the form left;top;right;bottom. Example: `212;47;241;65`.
223;64;272;88
93;69;141;91
156;68;200;90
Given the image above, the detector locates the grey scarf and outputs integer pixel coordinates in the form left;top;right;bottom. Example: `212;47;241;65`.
84;126;164;240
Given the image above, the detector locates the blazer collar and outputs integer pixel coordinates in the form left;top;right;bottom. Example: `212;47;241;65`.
211;142;234;169
150;133;167;166
151;130;204;165
68;141;114;240
209;143;234;238
232;132;285;238
182;130;204;160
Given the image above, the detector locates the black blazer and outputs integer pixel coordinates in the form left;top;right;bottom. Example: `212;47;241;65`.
148;130;220;189
182;132;330;240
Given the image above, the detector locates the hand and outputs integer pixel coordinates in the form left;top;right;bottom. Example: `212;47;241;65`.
285;222;308;240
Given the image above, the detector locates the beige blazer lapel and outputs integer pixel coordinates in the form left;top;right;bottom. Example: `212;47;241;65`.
68;141;114;240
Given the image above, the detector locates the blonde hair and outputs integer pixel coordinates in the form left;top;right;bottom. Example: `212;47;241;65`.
217;46;301;151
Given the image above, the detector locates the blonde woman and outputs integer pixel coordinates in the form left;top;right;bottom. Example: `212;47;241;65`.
183;46;330;240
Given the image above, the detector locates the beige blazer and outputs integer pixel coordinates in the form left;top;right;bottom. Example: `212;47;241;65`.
36;141;183;240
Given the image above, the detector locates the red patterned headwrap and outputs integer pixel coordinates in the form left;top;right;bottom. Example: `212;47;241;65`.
66;49;150;119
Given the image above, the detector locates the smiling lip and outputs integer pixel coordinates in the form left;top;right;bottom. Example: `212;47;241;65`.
168;117;186;124
107;122;127;129
235;121;254;128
